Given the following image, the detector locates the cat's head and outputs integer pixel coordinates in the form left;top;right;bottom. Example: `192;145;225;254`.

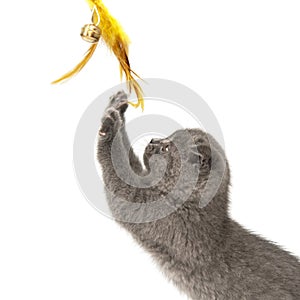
143;129;229;207
143;129;212;178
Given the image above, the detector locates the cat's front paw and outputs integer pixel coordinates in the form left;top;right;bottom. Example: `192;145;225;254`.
107;91;129;120
99;108;123;140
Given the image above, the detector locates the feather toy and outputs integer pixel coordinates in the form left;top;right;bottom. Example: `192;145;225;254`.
52;0;144;110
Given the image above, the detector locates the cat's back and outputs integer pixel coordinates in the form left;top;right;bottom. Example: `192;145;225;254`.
223;220;300;299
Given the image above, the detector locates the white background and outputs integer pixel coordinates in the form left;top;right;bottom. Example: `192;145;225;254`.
0;0;300;299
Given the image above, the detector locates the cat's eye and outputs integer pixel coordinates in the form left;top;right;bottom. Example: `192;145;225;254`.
161;144;170;153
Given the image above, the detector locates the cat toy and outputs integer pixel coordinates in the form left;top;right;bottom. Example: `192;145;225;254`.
52;0;144;110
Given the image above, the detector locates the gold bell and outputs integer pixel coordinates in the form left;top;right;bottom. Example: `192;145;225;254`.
80;24;101;43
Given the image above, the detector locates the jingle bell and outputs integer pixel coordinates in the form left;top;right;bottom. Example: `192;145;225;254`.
80;24;101;43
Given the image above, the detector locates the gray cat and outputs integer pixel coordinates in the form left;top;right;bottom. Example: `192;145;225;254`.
97;91;300;300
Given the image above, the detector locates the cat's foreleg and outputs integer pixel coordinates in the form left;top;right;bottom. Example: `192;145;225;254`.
106;91;144;174
97;91;144;194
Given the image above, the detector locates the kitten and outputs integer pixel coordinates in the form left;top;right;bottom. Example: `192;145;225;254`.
97;91;300;300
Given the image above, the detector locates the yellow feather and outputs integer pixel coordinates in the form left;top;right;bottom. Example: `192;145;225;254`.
53;0;144;110
87;0;144;109
52;43;98;84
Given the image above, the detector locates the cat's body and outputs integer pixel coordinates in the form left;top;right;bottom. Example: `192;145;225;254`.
97;91;300;300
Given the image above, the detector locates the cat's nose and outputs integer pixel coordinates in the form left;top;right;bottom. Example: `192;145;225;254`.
150;138;160;144
146;141;170;155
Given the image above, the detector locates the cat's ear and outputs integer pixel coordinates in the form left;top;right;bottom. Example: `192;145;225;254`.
188;138;212;173
188;147;201;165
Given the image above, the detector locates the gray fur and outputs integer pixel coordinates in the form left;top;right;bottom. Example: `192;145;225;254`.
97;91;300;300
